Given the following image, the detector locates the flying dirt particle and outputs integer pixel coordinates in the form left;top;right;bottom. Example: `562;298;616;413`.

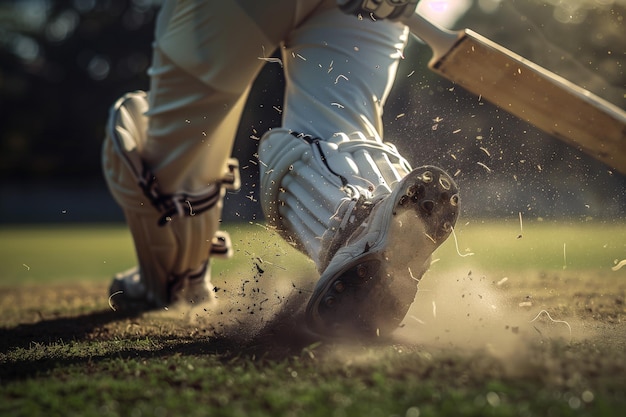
257;56;283;66
450;227;474;258
496;277;508;287
476;162;492;173
424;233;436;244
530;309;572;342
335;74;348;84
611;259;626;271
108;290;123;311
23;264;30;270
408;315;425;324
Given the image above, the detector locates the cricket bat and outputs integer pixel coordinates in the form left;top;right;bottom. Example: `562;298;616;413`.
403;13;626;175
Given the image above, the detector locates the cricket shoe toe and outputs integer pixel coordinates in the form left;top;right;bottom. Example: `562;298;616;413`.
108;231;231;311
108;266;216;311
305;166;459;338
108;267;157;312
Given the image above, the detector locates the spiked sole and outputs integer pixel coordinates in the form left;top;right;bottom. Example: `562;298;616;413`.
305;166;459;338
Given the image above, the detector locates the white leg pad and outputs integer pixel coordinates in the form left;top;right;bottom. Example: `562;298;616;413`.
259;128;412;270
102;91;238;306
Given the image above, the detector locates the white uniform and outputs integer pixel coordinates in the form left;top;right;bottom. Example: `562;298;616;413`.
103;0;414;307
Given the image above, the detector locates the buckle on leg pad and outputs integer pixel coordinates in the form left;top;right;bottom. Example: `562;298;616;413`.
133;158;240;226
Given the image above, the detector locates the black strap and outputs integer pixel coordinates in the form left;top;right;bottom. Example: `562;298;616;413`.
166;261;209;303
290;132;349;187
138;160;238;226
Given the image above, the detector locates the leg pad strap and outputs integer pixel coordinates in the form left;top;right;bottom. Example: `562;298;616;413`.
258;128;411;268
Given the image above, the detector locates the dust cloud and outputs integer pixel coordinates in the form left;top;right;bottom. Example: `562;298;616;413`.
394;266;596;375
176;261;320;354
161;254;607;368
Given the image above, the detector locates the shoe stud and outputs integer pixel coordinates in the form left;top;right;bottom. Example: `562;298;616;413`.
439;175;452;190
356;264;368;279
420;200;435;214
421;171;433;183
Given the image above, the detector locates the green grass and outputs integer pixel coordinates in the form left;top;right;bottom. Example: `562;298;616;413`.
1;219;623;285
2;337;624;417
0;223;313;285
0;225;136;284
1;221;625;417
433;218;626;271
2;344;614;417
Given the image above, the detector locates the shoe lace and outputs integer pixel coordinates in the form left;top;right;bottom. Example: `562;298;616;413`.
318;193;378;272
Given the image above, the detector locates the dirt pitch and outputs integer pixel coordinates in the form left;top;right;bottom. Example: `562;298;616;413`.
1;261;625;416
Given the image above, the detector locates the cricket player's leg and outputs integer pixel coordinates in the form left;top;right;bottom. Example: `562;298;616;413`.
103;0;326;309
259;6;460;337
103;90;239;309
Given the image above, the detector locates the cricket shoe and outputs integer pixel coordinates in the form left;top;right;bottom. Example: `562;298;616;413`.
305;166;459;338
108;231;232;311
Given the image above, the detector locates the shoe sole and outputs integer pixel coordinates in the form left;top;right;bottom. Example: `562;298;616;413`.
305;166;459;338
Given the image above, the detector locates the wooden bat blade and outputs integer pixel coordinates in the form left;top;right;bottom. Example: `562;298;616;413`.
405;14;626;174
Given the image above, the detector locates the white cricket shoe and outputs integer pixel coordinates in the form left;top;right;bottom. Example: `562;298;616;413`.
305;166;459;338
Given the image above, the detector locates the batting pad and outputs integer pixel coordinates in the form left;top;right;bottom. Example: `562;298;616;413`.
259;128;412;270
102;91;236;305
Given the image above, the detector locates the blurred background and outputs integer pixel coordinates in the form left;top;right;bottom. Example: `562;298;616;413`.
0;0;624;224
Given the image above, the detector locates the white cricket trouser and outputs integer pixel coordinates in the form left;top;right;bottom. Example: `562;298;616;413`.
103;0;412;303
145;0;408;194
